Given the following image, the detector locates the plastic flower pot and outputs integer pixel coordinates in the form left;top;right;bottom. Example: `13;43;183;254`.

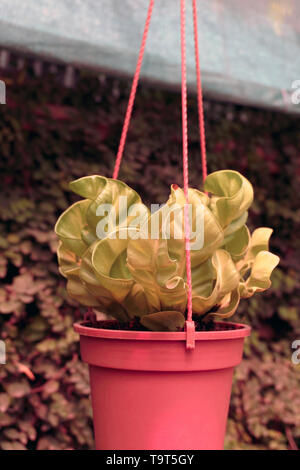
74;321;250;450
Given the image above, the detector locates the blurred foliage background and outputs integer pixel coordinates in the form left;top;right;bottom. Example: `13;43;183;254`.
0;66;299;450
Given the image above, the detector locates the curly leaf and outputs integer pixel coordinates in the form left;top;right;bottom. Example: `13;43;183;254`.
91;228;135;304
245;227;273;262
223;211;248;240
237;227;274;276
210;288;240;319
70;175;149;238
127;224;187;313
66;267;102;307
121;283;149;319
167;185;224;266
80;240;135;321
79;243;120;303
192;249;239;316
57;241;79;278
191;258;214;298
69;175;107;199
55;200;92;256
240;251;280;298
204;170;253;228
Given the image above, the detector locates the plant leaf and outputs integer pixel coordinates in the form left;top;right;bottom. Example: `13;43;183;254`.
236;227;274;276
191;258;214;297
245;227;273;262
127;222;187;313
91;228;135;303
223;211;249;240
204;170;253;228
56;241;79;278
55;200;92;256
70;175;149;237
166;185;224;267
66;267;102;307
69;175;107;199
224;225;250;261
140;310;185;331
192;249;239;316
240;251;280;298
78;243;130;320
210;288;240;319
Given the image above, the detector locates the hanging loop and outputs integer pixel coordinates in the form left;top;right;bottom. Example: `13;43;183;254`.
111;0;210;349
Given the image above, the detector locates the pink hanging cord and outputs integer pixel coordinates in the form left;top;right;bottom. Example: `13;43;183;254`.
180;0;195;349
113;0;155;180
111;0;210;349
192;0;207;183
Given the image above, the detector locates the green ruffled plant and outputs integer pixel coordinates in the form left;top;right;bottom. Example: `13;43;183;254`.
55;170;279;331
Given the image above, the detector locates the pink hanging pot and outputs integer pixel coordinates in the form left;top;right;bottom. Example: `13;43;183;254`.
74;321;250;450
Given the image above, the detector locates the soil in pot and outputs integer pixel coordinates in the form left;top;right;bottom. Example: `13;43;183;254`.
83;317;243;332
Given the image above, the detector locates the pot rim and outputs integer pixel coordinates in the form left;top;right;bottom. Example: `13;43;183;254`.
74;320;251;341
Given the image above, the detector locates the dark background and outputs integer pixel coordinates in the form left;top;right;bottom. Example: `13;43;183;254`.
0;66;299;450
